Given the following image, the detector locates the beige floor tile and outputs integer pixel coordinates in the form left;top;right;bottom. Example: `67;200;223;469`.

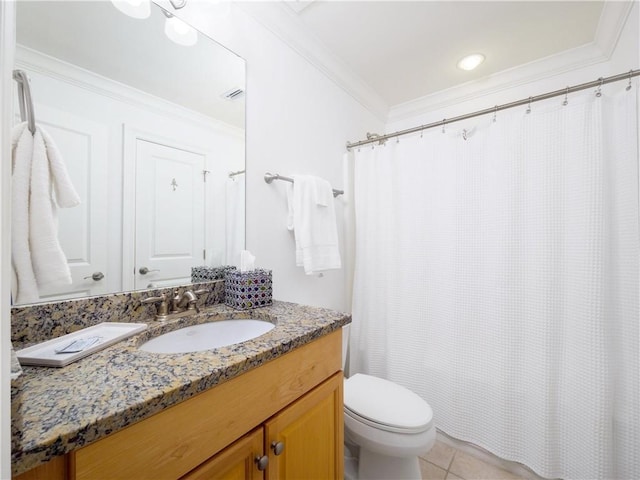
449;451;523;480
420;441;456;470
446;474;464;480
420;458;448;480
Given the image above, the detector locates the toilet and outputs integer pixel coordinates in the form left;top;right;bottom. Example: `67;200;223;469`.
343;373;436;480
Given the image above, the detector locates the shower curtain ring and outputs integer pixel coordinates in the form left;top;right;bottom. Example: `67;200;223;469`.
563;87;569;106
442;119;446;133
526;97;532;114
627;70;633;91
493;105;498;123
595;77;603;97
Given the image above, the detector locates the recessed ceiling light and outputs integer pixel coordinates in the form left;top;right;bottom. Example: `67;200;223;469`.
457;53;485;71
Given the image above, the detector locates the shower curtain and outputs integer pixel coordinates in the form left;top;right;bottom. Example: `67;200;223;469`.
350;86;639;480
225;174;245;266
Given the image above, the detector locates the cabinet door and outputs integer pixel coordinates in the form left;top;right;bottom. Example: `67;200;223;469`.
264;372;344;480
181;428;265;480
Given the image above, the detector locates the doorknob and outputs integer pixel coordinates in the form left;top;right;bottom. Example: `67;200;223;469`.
83;272;104;281
139;267;159;275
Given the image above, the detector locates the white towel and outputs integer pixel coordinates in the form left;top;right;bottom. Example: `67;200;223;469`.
287;175;341;275
11;122;80;303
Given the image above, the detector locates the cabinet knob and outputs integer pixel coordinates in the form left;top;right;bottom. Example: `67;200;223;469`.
255;455;269;471
271;441;285;456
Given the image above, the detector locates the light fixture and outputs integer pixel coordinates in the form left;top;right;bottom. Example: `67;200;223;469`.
163;12;198;46
110;0;150;19
457;53;485;71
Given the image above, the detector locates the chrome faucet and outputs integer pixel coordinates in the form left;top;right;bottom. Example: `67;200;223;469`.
143;288;208;321
170;289;204;313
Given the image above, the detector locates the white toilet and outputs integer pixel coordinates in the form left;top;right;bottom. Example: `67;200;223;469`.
343;373;436;480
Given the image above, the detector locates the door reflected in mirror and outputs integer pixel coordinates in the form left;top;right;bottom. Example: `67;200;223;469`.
13;1;246;305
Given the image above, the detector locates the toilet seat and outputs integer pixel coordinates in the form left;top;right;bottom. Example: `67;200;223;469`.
344;374;433;434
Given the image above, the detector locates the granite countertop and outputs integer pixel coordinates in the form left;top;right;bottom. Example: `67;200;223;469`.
11;301;351;476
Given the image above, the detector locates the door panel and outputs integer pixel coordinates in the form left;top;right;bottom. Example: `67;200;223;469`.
135;140;205;289
180;429;264;480
35;105;109;301
265;373;344;480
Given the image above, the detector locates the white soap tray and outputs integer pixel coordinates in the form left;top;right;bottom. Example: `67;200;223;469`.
16;322;147;367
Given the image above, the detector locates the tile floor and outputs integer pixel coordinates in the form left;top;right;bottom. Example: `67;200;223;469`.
420;441;525;480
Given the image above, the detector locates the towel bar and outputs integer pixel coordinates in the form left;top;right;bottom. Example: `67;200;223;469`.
264;172;344;197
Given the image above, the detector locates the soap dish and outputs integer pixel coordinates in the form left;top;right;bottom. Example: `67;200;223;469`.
16;322;147;367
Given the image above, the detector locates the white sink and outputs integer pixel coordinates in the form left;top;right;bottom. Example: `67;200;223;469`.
139;319;275;354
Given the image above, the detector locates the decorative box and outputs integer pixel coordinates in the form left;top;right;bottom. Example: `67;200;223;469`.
225;269;273;310
191;265;236;283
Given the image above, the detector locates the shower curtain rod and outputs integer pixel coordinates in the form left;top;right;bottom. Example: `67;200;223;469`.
346;69;639;150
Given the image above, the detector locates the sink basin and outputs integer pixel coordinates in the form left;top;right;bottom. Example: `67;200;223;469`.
139;319;275;354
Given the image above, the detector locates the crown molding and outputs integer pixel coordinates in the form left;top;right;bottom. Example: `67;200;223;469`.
236;1;389;122
15;45;244;138
387;1;634;124
593;0;635;59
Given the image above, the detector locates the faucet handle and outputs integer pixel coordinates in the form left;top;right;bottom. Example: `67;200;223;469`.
142;293;169;320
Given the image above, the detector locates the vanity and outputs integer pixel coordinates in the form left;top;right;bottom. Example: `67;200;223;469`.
12;298;350;479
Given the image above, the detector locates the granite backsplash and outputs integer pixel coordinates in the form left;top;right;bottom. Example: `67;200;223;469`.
11;280;225;348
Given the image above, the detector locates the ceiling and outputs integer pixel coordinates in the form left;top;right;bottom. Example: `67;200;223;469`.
245;0;624;117
286;1;604;107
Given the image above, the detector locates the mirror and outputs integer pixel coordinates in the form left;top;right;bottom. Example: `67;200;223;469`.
13;1;246;305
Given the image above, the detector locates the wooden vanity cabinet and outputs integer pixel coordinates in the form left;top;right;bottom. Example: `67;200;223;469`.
180;428;265;480
14;330;343;480
180;372;343;480
265;372;343;479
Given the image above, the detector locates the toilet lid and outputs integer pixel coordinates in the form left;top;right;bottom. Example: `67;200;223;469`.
344;374;433;434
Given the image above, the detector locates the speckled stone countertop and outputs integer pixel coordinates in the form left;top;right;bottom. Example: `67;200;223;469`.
11;301;351;476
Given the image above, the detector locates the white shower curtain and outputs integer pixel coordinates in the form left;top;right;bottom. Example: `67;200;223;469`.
225;175;245;266
350;86;639;480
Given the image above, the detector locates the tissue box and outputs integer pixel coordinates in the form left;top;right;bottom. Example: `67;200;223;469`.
225;269;273;310
192;266;236;282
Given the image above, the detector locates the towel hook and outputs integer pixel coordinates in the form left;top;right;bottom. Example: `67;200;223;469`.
12;70;36;134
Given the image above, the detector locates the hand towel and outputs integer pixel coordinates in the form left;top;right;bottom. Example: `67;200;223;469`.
11;121;80;303
11;122;39;303
289;175;341;275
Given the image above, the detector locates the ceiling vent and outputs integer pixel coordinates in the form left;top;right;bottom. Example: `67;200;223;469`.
221;87;245;101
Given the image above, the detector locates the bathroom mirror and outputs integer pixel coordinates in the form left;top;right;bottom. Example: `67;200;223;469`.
13;1;246;305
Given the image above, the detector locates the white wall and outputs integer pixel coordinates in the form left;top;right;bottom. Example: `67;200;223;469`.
0;3;14;477
169;2;384;312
